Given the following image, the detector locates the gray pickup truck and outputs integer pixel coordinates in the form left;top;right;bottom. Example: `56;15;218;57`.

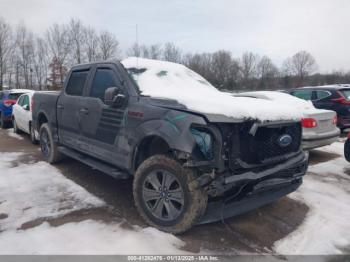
32;57;308;233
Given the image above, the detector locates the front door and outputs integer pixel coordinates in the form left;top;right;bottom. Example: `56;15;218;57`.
57;68;91;150
79;65;128;165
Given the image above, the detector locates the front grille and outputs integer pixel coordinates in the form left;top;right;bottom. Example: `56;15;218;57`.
238;122;302;165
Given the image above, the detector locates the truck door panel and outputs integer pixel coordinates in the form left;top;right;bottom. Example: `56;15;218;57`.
57;69;90;150
79;66;127;166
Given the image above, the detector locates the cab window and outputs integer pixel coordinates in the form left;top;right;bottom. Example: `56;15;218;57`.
66;70;90;96
90;68;122;101
292;90;313;100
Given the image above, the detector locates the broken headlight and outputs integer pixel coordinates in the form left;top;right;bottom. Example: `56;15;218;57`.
190;128;213;160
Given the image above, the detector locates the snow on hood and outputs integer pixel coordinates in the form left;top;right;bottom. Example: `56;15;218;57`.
121;57;303;122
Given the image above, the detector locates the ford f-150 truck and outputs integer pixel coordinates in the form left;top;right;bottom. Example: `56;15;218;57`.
32;57;308;233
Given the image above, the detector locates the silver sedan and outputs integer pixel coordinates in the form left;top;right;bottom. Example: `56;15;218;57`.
233;91;340;150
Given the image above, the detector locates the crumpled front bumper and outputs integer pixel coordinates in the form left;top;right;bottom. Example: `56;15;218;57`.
198;151;309;225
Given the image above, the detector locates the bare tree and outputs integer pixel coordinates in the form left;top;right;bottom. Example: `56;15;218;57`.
0;17;12;89
68;18;86;64
257;56;279;90
99;31;119;60
33;37;49;90
283;50;317;86
149;44;162;59
163;42;181;63
46;23;70;87
85;27;99;62
15;24;35;89
240;52;259;83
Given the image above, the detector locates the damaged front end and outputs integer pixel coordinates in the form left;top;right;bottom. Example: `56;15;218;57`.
186;119;309;224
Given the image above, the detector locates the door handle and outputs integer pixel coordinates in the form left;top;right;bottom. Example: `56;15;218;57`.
57;104;64;110
80;108;89;114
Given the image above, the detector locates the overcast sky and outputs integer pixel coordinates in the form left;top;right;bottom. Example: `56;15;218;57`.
1;0;349;72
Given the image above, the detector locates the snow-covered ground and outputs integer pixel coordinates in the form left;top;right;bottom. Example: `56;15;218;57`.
274;141;350;255
0;152;186;255
0;138;349;255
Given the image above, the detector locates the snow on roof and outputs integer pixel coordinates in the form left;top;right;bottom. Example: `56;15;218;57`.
236;91;332;117
8;89;35;94
121;57;303;122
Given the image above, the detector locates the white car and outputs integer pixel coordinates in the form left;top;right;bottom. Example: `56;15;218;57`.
233;91;340;150
12;90;38;143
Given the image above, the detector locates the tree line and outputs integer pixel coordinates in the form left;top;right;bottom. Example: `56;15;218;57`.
1;17;350;91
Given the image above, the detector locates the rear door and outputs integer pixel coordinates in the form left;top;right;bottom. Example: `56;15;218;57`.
79;64;128;165
57;68;91;150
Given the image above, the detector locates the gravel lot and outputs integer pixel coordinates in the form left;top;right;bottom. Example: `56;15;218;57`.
0;127;349;255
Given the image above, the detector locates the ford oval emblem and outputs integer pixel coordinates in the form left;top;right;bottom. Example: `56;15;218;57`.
278;134;292;147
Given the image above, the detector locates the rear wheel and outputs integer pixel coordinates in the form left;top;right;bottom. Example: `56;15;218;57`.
133;155;207;234
39;123;62;163
344;139;350;162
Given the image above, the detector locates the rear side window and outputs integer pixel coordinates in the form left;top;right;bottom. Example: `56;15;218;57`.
292;90;313;100
316;90;331;100
9;93;24;100
90;68;122;101
66;70;89;96
340;89;350;100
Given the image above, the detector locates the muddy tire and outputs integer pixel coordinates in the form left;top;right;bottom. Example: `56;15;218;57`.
39;123;62;163
133;155;207;234
13;119;21;134
345;139;350;162
29;122;38;144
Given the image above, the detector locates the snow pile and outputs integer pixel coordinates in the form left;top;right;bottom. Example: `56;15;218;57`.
7;129;23;140
0;220;186;255
274;142;350;254
121;57;303;122
0;152;105;231
0;152;186;255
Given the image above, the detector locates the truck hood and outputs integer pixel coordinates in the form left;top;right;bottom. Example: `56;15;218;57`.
122;57;303;122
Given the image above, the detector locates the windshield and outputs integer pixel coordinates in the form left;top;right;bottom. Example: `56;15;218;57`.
122;57;217;97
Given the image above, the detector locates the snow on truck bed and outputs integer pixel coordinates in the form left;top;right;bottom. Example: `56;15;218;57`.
121;57;303;122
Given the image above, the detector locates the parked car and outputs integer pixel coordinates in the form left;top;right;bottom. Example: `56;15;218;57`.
0;89;29;128
32;58;308;233
12;90;38;143
234;91;340;150
286;85;350;131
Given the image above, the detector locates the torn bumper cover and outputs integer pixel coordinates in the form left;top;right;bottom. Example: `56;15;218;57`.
198;151;309;224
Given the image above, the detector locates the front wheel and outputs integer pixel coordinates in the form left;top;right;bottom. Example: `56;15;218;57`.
39;123;62;163
344;138;350;162
133;155;207;234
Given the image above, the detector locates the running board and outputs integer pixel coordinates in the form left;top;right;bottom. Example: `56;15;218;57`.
58;146;130;180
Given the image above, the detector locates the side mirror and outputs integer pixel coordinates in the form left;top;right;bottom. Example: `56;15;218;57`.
22;104;29;111
104;87;126;108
